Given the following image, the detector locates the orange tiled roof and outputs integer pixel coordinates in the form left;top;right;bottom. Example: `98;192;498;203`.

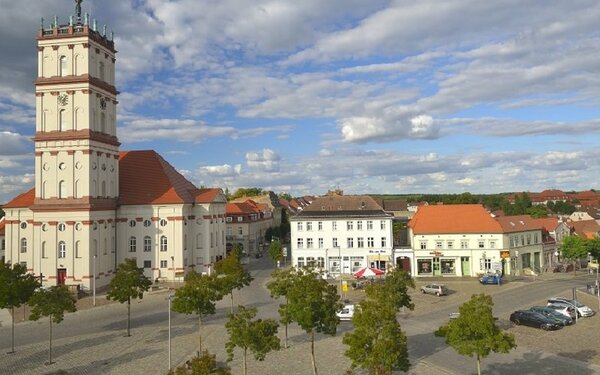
3;188;35;208
226;202;260;214
0;217;6;235
531;217;562;232
409;204;502;234
570;220;600;240
496;215;543;232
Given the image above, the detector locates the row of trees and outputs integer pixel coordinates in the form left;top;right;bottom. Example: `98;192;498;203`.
560;234;600;273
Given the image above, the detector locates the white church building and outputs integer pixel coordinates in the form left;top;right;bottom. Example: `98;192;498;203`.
3;5;227;291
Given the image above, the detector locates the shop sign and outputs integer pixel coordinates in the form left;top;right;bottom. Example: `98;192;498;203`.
500;251;510;259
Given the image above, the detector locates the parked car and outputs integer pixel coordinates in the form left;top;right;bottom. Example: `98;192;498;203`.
509;310;563;330
336;305;355;321
547;297;595;317
479;274;502;284
420;284;449;296
545;303;577;320
528;306;574;326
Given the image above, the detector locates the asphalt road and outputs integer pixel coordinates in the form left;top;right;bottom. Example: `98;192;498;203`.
1;257;599;374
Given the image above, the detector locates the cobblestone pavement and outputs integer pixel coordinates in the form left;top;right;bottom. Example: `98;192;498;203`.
1;264;599;375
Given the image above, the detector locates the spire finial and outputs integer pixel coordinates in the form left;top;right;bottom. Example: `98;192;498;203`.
75;0;83;21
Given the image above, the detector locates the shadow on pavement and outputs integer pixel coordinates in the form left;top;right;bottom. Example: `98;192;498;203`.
485;350;597;375
51;347;162;375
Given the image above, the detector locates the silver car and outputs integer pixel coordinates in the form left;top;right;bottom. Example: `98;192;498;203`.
547;297;595;317
421;284;448;296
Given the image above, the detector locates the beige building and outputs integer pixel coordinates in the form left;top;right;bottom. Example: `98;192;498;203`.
226;200;273;256
3;9;226;291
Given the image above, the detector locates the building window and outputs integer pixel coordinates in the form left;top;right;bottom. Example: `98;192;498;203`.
420;241;427;250
332;238;338;247
297;222;303;231
318;222;323;231
58;241;66;258
143;260;151;268
307;238;313;248
129;237;137;252
20;222;27;229
160;219;168;227
417;259;432;275
520;235;525;246
196;234;203;249
489;241;496;249
58;180;67;199
332;222;337;231
59;109;67;131
347;221;353;231
357;221;363;230
42;241;47;258
226;216;232;222
58;223;66;232
526;234;531;245
129;220;136;227
367;221;373;230
210;233;214;247
297;257;305;268
441;259;456;275
461;240;469;249
160;260;167;268
238;227;243;235
367;237;374;248
99;61;105;80
307;222;312;231
317;257;325;268
20;238;27;253
381;237;386;247
447;241;454;249
534;233;539;244
357;237;364;248
380;220;386;230
306;257;315;267
297;238;304;249
59;55;67;76
144;219;151;227
160;236;168;252
483;258;492;271
347;238;354;248
238;217;243;222
318;238;323;248
478;240;485;248
144;236;152;252
436;241;443;249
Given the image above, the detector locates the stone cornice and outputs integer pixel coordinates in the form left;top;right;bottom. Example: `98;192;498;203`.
34;129;120;147
35;74;118;96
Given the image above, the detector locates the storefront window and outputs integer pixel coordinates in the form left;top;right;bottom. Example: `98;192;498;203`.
441;259;456;275
417;259;432;275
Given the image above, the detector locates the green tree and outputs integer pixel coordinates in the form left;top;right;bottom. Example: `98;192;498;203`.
28;285;77;365
171;271;222;353
230;188;264;200
214;253;254;313
343;299;410;374
278;192;293;202
225;305;280;375
287;270;342;375
365;269;415;311
168;350;231;375
560;235;589;275
435;294;516;375
526;206;548;218
0;261;41;354
266;268;299;348
106;258;152;336
268;240;283;265
587;235;600;260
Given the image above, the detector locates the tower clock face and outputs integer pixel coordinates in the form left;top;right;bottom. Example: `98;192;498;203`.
57;93;68;106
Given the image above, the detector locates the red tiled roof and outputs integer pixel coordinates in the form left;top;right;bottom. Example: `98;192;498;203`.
409;204;502;234
531;217;562;232
0;217;6;235
3;188;35;208
226;202;260;214
496;215;543;232
570;220;600;240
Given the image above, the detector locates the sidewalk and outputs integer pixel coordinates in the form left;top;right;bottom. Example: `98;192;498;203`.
0;308;12;327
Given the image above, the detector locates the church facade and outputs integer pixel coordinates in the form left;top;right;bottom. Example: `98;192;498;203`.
3;8;226;290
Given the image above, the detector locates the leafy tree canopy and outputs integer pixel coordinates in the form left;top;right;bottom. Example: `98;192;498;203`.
29;286;77;324
0;262;40;310
168;350;231;375
560;235;589;262
526;205;548;218
365;269;415;311
268;240;283;263
172;271;222;317
106;258;152;304
435;294;515;375
230;188;264;201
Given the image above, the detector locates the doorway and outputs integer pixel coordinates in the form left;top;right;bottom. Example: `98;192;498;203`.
57;268;67;285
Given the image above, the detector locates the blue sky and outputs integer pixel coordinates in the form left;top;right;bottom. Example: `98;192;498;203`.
1;0;600;204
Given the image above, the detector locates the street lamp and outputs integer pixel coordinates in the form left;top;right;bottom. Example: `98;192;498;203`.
171;256;175;281
93;254;97;307
167;292;174;371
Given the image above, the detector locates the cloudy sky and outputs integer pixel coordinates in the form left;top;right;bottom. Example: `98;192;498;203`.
1;0;600;204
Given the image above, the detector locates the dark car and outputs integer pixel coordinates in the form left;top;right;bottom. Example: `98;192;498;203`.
479;274;502;285
509;310;563;330
529;306;574;326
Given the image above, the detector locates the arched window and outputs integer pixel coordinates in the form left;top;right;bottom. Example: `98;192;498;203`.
42;242;47;258
59;55;67;76
41;181;47;199
160;236;168;252
101;181;106;197
129;236;137;252
20;238;27;253
74;179;81;198
75;241;80;258
143;236;152;252
98;61;105;80
93;239;98;256
58;180;66;199
59;109;66;131
196;233;202;249
58;241;66;258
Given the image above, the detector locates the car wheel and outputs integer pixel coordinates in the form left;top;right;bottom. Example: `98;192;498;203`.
513;319;520;325
541;324;550;331
421;289;426;294
435;292;440;296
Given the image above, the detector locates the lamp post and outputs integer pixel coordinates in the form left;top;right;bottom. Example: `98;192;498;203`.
93;254;97;307
171;256;175;282
167;292;173;371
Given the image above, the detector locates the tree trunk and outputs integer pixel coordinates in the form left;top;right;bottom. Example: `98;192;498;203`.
310;330;318;375
198;315;203;355
48;318;53;365
230;292;234;314
243;347;247;375
476;354;481;375
127;298;131;337
284;322;288;349
9;306;15;354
